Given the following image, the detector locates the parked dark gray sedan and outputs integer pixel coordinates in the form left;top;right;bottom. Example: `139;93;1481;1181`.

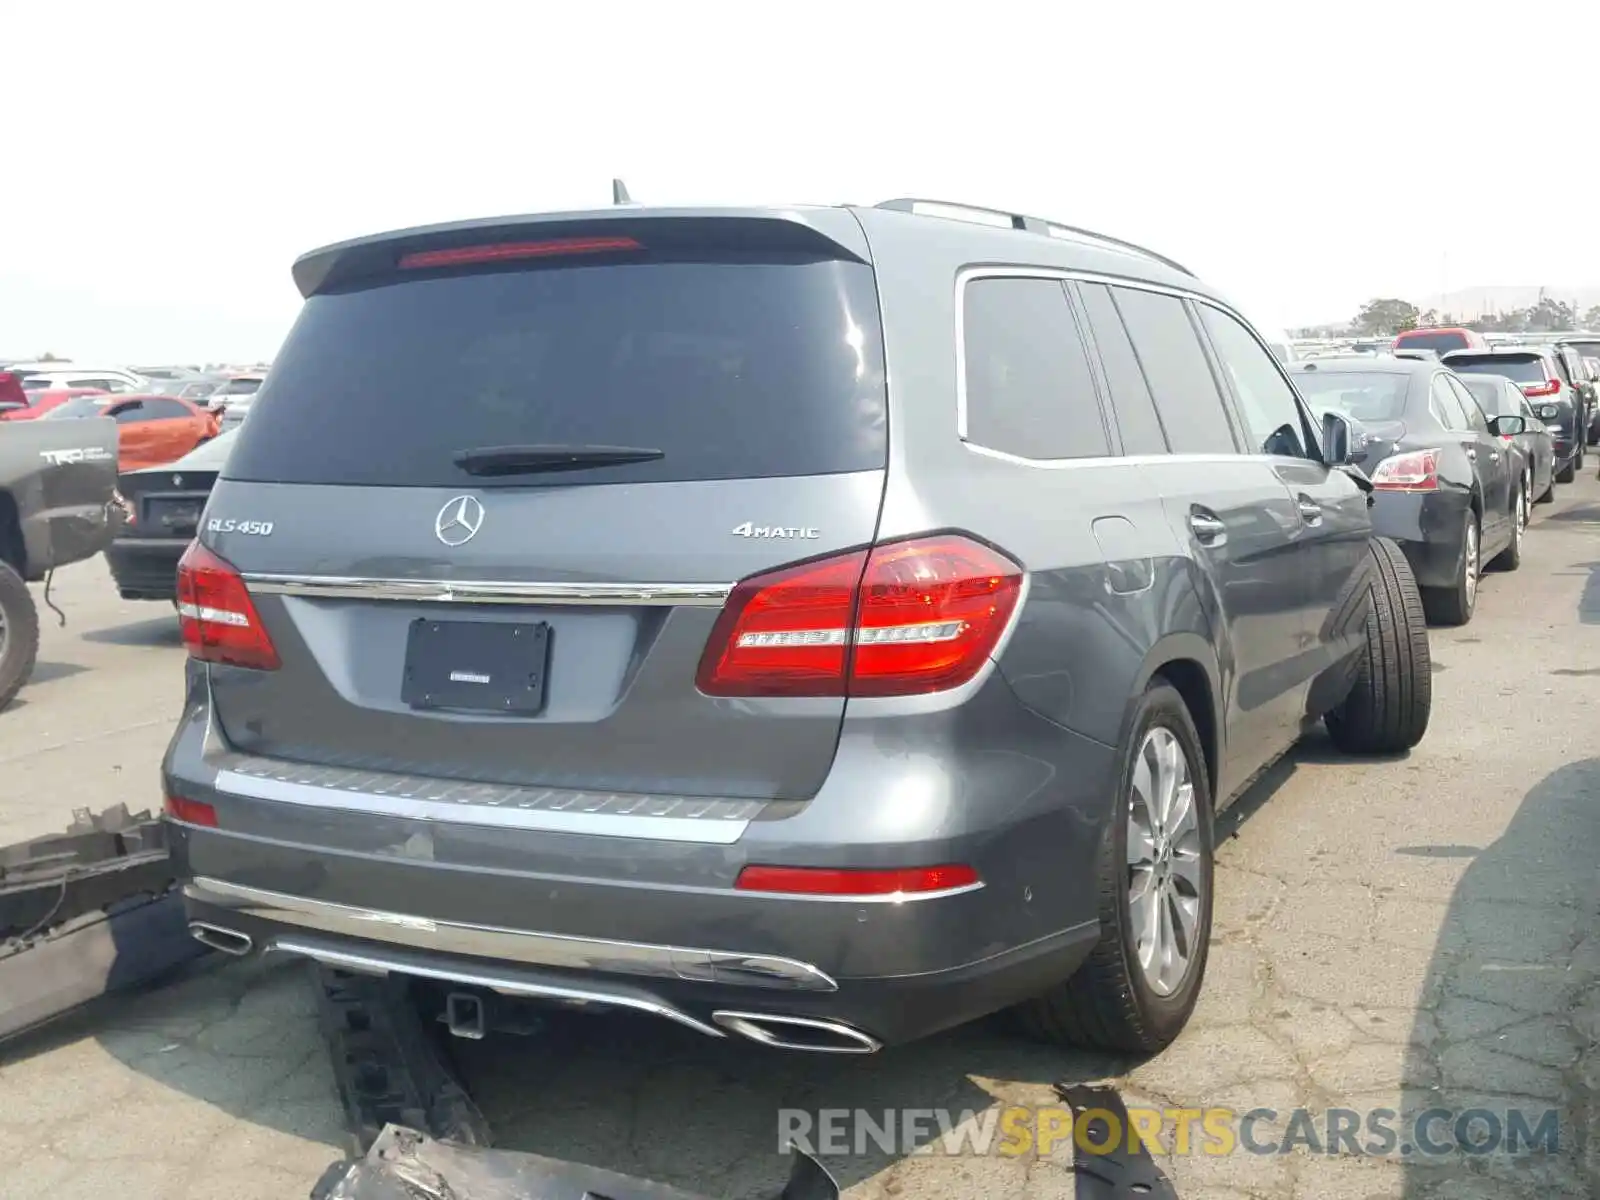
1459;373;1555;506
1290;355;1526;626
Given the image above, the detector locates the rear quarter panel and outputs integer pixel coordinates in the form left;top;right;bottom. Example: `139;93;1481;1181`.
0;417;118;577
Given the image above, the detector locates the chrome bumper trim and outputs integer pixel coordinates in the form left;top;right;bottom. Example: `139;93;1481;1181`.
267;934;727;1039
187;876;838;992
242;574;734;608
212;761;756;845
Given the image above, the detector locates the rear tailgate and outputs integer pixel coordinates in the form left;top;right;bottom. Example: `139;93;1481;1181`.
204;212;888;801
0;416;118;573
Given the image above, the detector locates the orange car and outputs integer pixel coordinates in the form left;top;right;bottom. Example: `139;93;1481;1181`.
100;394;222;470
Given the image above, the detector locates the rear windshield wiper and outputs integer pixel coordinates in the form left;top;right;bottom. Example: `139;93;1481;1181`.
453;444;665;477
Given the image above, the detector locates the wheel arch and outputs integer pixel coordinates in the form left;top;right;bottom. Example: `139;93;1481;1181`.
0;489;22;575
1133;636;1222;795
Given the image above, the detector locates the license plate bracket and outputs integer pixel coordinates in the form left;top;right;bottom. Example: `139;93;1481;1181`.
401;620;551;715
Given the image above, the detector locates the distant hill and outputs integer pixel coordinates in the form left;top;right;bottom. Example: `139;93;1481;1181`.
1415;285;1600;320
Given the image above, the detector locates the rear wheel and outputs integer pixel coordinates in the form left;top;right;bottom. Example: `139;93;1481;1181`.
1421;510;1478;626
1536;463;1555;503
1489;482;1525;572
1018;683;1214;1054
1556;453;1576;484
0;563;40;713
1325;537;1432;754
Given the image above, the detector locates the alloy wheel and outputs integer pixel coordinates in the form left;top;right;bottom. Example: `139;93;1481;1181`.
1126;726;1204;997
1464;518;1479;604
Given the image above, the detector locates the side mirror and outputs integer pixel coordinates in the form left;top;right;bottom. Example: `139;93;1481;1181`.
1489;414;1526;437
1320;410;1359;465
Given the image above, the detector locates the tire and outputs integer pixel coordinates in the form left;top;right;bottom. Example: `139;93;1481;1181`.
1556;454;1575;484
1536;467;1555;504
1420;509;1478;626
1489;481;1525;572
0;562;41;713
1018;683;1214;1055
1325;537;1432;755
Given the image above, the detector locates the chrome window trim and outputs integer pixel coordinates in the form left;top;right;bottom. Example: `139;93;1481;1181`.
953;265;1287;470
187;876;838;992
242;574;734;607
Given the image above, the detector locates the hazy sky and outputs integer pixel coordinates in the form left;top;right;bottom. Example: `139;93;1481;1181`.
6;2;1598;363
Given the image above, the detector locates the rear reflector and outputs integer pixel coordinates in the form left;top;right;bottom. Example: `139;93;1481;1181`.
734;864;979;895
164;794;218;827
398;237;643;269
696;534;1023;698
176;541;280;670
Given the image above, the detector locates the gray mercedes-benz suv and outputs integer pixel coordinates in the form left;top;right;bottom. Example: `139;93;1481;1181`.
165;198;1432;1055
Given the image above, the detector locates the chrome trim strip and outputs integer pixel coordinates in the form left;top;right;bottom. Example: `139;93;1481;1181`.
242;574;734;607
711;1010;882;1054
212;767;754;845
265;935;727;1039
188;877;837;992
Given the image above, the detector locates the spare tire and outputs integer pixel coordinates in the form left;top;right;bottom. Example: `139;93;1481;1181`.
1325;537;1432;754
0;562;40;713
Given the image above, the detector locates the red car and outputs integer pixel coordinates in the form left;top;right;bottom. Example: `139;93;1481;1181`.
1392;326;1488;357
0;386;109;421
38;393;222;469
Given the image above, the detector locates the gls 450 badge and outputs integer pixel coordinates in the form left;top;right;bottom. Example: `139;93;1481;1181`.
731;522;820;540
207;518;274;536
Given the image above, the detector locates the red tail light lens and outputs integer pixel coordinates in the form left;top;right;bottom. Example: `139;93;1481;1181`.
164;794;218;827
696;535;1023;698
734;863;979;895
176;541;280;670
1520;380;1561;398
398;236;643;269
1370;449;1439;492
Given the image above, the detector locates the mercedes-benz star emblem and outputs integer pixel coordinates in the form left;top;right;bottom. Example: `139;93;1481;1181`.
435;495;485;547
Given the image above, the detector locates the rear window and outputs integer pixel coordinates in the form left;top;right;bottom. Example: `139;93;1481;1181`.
1445;355;1549;385
1291;370;1411;422
226;258;888;488
1460;376;1519;417
20;377;49;390
1394;330;1472;354
43;397;106;419
218;378;261;395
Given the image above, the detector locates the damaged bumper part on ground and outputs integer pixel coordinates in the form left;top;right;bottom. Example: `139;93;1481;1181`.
312;1125;842;1200
0;804;208;1043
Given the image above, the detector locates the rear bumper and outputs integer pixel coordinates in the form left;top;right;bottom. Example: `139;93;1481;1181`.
163;669;1117;1048
1368;491;1467;590
105;537;185;600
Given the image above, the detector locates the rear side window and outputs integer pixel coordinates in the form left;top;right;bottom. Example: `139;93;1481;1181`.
1429;375;1471;429
961;277;1110;460
1196;304;1311;458
1077;283;1168;454
1445;356;1547;385
225;258;888;488
1111;287;1238;455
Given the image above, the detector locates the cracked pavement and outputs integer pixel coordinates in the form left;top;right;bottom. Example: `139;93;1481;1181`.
1;485;1596;1199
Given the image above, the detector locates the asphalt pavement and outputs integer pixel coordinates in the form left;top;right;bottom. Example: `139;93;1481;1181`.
1;482;1596;1199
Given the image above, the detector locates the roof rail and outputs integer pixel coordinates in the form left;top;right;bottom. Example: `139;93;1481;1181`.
873;198;1196;278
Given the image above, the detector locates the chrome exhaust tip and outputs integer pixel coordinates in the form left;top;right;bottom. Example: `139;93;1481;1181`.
189;922;253;956
711;1010;882;1054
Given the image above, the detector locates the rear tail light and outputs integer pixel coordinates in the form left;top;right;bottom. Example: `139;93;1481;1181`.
1370;449;1439;492
398;236;643;270
1520;380;1561;398
176;541;280;670
164;794;218;827
734;863;979;895
696;534;1023;698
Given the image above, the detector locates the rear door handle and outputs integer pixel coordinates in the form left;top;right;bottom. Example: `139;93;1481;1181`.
1189;510;1227;546
1297;495;1323;524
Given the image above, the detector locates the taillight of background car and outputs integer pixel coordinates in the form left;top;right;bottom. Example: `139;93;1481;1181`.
1370;449;1439;492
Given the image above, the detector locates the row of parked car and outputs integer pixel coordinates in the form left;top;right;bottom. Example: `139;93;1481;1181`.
0;361;265;436
1291;343;1585;625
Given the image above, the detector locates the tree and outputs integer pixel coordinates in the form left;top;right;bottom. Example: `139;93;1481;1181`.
1526;297;1575;332
1582;305;1600;330
1354;298;1421;336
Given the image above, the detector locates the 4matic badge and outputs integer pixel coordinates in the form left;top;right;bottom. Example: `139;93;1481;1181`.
731;523;820;540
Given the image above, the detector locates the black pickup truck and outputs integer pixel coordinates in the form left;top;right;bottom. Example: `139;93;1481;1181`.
0;371;119;709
